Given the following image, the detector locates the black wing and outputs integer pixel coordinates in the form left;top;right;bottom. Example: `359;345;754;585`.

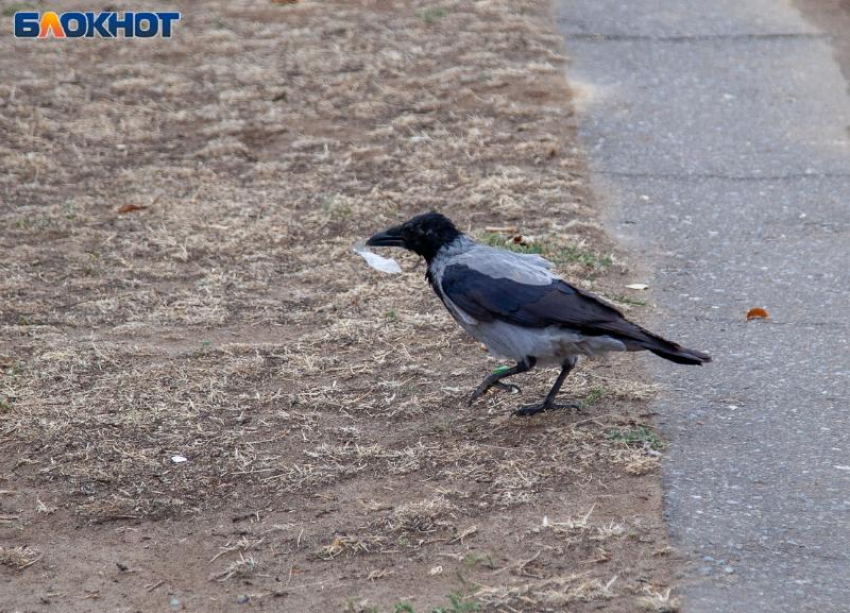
439;263;711;364
440;263;629;335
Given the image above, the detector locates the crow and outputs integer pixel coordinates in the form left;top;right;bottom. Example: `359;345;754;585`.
367;212;711;416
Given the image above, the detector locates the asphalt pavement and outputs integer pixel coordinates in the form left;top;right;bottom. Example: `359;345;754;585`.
555;1;850;611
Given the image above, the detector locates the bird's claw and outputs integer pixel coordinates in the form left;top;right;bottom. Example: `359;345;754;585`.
493;382;521;394
467;381;522;407
513;402;580;417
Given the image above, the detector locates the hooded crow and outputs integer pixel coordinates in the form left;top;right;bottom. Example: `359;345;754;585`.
367;212;711;416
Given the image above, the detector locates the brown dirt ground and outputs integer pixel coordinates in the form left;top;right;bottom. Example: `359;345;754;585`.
0;1;681;611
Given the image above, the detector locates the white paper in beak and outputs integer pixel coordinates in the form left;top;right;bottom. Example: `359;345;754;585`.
353;241;403;274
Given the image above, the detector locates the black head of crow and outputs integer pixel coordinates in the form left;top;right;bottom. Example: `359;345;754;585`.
367;212;711;416
366;211;462;262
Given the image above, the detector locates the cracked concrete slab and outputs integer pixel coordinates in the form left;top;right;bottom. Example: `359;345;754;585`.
556;0;820;37
557;0;850;611
566;38;850;176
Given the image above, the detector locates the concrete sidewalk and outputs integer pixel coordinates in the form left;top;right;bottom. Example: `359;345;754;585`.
556;1;850;611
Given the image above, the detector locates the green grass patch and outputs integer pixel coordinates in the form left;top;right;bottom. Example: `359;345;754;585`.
610;294;648;307
580;386;608;408
476;232;612;269
430;593;480;613
421;7;447;24
192;339;213;358
554;245;613;268
607;426;663;451
351;594;479;613
320;193;353;220
477;232;544;255
462;552;496;570
402;383;421;394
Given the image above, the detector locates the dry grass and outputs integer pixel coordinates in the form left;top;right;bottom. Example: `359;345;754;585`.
0;0;678;611
211;553;260;582
638;586;681;612
318;534;384;560
476;573;618;608
0;546;41;570
386;495;457;533
541;505;627;542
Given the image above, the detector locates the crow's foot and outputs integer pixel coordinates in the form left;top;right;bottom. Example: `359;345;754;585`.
492;382;521;394
513;402;579;417
467;382;521;406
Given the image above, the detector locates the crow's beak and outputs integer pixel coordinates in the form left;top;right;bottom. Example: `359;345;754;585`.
366;224;406;248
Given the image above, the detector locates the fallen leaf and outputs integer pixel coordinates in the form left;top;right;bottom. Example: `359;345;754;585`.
508;234;534;247
368;569;393;581
118;204;147;214
625;283;649;290
746;307;769;321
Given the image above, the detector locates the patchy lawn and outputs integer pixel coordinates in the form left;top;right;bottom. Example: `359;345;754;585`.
0;1;679;611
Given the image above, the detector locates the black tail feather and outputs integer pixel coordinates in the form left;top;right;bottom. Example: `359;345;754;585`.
625;325;712;365
649;345;712;365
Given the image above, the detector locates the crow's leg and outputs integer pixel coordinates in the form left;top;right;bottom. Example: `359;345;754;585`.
514;358;579;417
467;357;535;407
491;381;521;394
